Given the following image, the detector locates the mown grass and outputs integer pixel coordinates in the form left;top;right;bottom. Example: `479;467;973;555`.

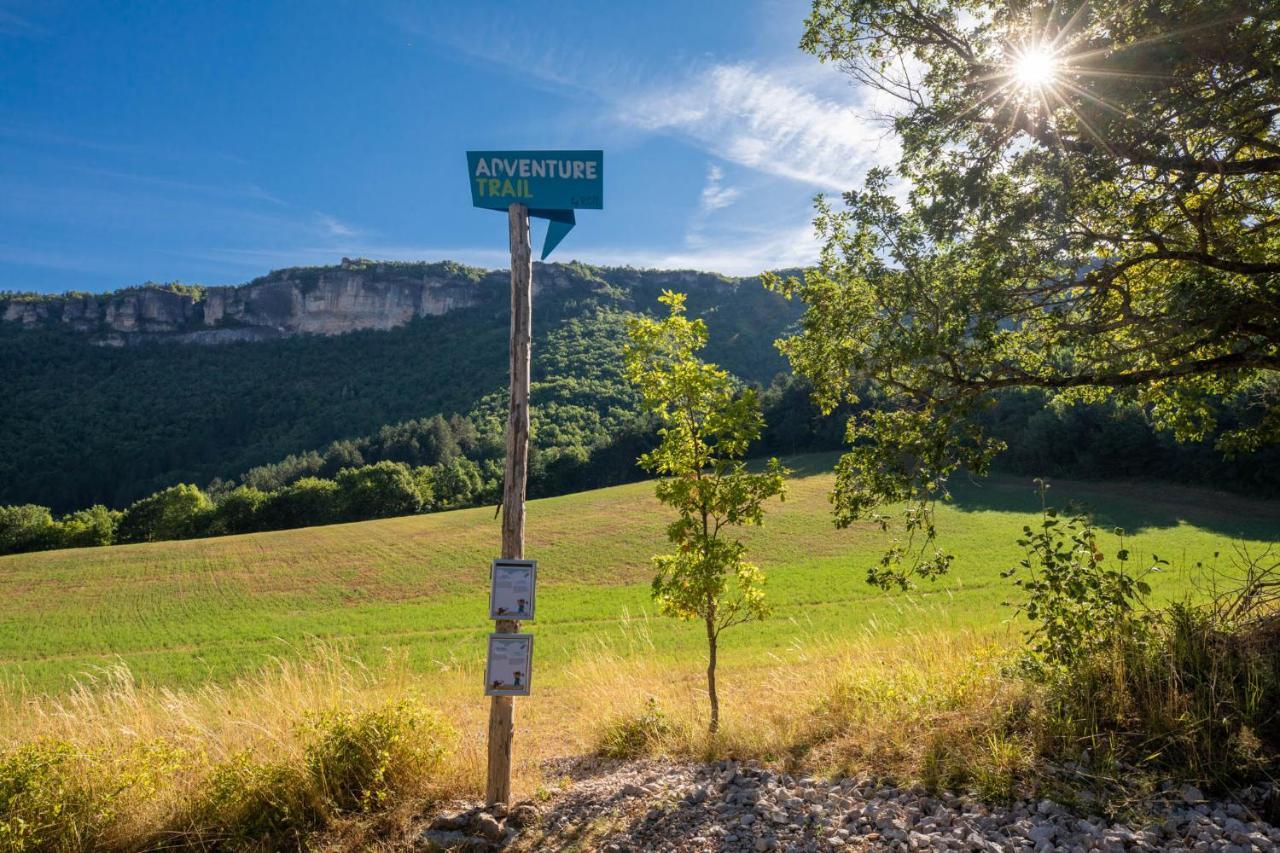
1;454;1275;693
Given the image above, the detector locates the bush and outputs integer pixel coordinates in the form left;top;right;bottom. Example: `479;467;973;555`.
0;740;106;852
1003;486;1280;789
1003;480;1155;672
258;477;340;530
207;486;269;536
116;484;212;543
185;700;452;847
302;700;451;813
0;505;59;555
1028;545;1280;788
431;458;486;510
597;698;674;759
57;505;117;548
193;752;321;848
335;462;422;522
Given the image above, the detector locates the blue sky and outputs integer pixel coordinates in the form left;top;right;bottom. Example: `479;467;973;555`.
1;1;898;293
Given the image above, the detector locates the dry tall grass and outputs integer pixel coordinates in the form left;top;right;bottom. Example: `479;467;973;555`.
568;615;1028;793
0;625;1022;850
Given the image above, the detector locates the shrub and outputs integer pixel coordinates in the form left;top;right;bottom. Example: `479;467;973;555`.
335;462;421;522
258;476;340;529
0;505;59;556
207;486;269;536
116;484;212;543
597;698;674;759
57;505;117;548
429;458;485;510
1038;549;1280;787
301;700;451;813
0;740;106;852
183;700;451;847
1003;480;1156;673
193;752;322;848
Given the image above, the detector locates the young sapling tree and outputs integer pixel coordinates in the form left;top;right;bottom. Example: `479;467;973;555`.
625;291;787;733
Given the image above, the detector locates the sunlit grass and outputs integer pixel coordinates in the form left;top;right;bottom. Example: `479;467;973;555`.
1;454;1275;692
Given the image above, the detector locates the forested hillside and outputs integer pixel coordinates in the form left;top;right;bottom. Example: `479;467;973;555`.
0;262;798;512
4;258;1280;560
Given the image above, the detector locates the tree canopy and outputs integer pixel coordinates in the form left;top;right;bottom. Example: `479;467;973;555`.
774;0;1280;584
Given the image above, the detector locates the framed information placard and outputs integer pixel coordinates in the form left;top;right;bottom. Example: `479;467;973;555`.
484;633;534;696
489;558;536;621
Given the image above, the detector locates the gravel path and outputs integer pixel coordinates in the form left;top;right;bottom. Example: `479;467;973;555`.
419;758;1280;852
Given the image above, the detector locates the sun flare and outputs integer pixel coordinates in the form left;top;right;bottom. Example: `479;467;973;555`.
1013;46;1058;90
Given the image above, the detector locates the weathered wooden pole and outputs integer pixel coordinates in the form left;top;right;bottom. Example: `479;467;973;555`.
486;202;531;806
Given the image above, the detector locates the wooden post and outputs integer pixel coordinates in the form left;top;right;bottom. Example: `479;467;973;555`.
486;203;531;806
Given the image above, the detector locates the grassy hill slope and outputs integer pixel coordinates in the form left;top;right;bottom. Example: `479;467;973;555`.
2;454;1278;693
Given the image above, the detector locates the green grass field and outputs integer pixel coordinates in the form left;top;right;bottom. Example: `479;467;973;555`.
2;453;1278;693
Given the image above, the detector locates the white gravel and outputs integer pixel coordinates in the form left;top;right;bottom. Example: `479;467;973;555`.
420;758;1280;852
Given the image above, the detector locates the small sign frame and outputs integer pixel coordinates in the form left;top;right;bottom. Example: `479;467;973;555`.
485;633;534;696
489;558;537;622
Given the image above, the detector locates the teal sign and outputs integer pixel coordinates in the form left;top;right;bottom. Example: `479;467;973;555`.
466;150;603;259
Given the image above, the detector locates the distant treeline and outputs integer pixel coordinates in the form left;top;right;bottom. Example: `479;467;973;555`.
3;373;1279;557
0;459;488;554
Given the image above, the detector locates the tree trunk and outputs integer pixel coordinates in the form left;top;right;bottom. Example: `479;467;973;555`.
705;615;719;734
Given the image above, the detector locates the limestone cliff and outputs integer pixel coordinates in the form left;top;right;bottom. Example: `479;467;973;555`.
1;259;494;345
0;258;753;346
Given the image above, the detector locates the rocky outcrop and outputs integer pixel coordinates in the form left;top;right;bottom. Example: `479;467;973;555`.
0;258;768;346
3;287;200;336
202;267;484;335
0;260;499;345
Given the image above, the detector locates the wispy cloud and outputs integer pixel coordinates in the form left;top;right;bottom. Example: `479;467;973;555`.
698;164;741;213
576;222;821;276
186;220;818;280
317;213;359;239
623;63;897;191
393;7;893;194
66;165;286;205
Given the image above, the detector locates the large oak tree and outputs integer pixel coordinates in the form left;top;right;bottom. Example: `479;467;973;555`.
773;0;1279;584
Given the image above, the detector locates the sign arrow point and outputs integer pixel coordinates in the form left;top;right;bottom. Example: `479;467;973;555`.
536;210;576;260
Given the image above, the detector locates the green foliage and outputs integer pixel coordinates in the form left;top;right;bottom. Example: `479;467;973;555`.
56;506;117;549
1003;481;1157;673
116;484;212;544
1039;551;1280;786
195;752;320;848
0;505;58;556
258;477;341;530
0;700;453;852
335;462;422;522
301;700;451;814
0;263;799;514
777;0;1280;575
185;700;452;848
0;740;106;852
983;389;1280;496
625;291;788;731
207;486;268;536
597;698;674;760
428;457;488;510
